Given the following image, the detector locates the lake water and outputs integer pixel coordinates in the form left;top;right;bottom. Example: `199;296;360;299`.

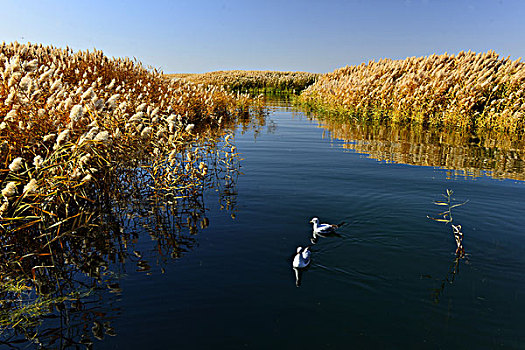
4;99;525;348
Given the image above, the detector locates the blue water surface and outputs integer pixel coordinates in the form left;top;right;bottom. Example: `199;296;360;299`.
102;103;525;349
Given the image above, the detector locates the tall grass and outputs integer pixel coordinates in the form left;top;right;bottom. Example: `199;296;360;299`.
0;41;262;235
299;51;525;133
167;70;320;94
0;41;264;338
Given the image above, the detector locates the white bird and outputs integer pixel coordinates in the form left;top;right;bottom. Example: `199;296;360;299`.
292;246;311;268
310;217;338;234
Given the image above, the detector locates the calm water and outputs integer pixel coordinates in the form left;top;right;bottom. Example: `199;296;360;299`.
7;101;525;348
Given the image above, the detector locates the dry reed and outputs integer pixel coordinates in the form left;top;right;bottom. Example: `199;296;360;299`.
0;42;262;234
299;51;525;133
0;41;265;337
0;41;265;292
167;70;320;94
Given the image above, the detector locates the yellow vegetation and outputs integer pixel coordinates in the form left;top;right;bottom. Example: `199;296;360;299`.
299;51;525;133
168;70;320;93
0;43;266;333
0;42;261;236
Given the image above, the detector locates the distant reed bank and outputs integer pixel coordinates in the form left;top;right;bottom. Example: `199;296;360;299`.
299;51;525;133
168;70;320;94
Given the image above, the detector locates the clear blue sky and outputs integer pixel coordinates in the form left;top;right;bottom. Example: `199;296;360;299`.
1;0;523;73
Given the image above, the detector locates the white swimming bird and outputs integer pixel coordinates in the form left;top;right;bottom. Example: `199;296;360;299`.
310;217;338;234
292;246;311;268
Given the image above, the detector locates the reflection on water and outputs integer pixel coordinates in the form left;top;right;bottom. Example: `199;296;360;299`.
3;98;524;348
293;265;310;287
310;230;342;245
430;255;465;304
0;117;254;347
315;117;525;181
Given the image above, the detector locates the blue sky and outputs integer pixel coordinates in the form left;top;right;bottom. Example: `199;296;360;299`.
1;0;523;73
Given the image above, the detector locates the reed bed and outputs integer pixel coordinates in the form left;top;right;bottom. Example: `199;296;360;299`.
168;70;320;94
0;42;264;336
299;51;525;133
0;42;261;234
0;132;242;343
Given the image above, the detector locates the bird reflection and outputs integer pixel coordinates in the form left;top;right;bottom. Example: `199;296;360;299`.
293;265;311;287
310;230;343;245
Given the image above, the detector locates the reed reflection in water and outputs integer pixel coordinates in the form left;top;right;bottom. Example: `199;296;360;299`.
316;117;525;181
0;117;262;348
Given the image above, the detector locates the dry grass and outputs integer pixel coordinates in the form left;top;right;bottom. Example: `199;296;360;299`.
299;51;525;133
0;42;268;336
0;42;266;286
0;42;262;232
167;70;320;93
